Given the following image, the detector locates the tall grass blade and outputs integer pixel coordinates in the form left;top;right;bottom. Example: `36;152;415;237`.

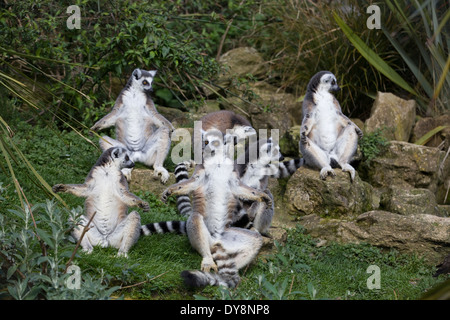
414;125;448;145
333;12;418;96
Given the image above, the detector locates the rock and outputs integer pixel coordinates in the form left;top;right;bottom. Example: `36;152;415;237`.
380;188;441;216
279;125;301;157
129;168;178;198
299;210;450;264
219;81;302;137
284;167;378;218
157;106;192;128
218;47;269;83
365;92;416;141
360;141;450;204
412;114;450;149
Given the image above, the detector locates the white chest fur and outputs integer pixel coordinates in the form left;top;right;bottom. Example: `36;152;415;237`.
118;88;152;150
203;158;235;234
88;168;126;235
311;91;339;151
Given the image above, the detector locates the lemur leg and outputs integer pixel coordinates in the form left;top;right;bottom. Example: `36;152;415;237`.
72;216;105;254
211;227;263;287
334;124;359;181
300;136;335;179
108;211;141;258
138;126;172;183
98;135;126;152
187;212;217;272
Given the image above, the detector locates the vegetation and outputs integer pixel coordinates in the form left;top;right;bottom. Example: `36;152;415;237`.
0;0;449;300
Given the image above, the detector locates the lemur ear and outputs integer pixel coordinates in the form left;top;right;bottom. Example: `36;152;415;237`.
149;70;157;78
133;69;142;80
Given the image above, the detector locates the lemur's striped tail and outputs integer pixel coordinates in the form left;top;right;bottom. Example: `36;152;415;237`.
273;158;305;178
181;269;239;288
174;161;194;216
140;221;187;236
181;243;241;288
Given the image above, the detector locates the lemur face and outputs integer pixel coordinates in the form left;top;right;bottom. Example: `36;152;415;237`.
131;68;157;93
258;139;284;165
203;129;226;159
319;73;340;92
111;147;135;169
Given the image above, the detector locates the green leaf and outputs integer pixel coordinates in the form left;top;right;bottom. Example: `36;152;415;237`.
7;265;18;279
333;12;418;96
36;228;54;249
414;125;448;145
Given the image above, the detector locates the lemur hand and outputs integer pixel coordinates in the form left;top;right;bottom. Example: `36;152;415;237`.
52;184;67;193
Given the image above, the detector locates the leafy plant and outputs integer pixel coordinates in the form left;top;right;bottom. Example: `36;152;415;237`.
0;199;119;300
242;0;402;118
335;0;450;115
359;128;390;162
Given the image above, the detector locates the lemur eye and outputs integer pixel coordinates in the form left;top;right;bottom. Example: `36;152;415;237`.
332;79;336;85
142;80;149;85
204;140;209;145
125;155;130;161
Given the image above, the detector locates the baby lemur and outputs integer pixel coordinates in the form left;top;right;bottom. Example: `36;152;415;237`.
90;68;174;183
161;129;271;288
52;147;149;258
300;71;362;181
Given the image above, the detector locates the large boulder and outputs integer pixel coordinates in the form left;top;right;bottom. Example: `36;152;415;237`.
380;188;442;216
365;92;416;141
219;81;302;137
360;141;450;204
299;210;450;264
217;47;269;82
284;167;379;218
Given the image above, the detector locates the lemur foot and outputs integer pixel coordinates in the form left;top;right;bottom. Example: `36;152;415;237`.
154;167;170;184
117;251;129;258
319;166;335;180
201;257;218;273
341;163;356;181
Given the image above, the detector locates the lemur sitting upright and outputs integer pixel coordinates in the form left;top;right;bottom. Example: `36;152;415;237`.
176;110;256;216
141;137;303;236
53;147;149;258
300;71;363;181
90;68;174;183
160;129;271;288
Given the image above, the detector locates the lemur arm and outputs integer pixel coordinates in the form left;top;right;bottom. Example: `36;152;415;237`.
233;181;273;208
300;113;315;146
161;169;204;203
118;185;150;212
150;111;175;132
145;100;175;131
52;183;91;198
90;97;123;132
337;111;363;139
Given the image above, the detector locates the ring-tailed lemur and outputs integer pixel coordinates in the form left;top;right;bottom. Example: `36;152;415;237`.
90;68;174;183
160;129;271;288
52;147;149;258
300;71;363;181
175;110;255;215
142;137;304;236
232;137;304;234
